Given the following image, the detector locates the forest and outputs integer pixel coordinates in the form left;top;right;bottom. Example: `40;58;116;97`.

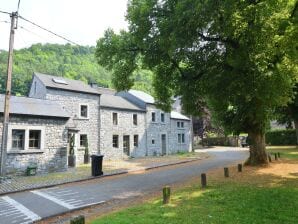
0;43;153;96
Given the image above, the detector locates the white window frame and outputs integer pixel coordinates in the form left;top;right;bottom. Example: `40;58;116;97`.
78;133;88;148
112;135;119;148
7;125;45;153
79;103;89;119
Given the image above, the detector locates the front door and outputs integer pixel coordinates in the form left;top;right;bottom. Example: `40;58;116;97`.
161;134;167;155
123;135;130;156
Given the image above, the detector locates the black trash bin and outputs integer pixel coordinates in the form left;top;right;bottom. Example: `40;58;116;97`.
91;154;104;176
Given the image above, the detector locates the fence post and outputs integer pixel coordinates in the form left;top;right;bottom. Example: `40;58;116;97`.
268;153;272;162
277;152;281;158
201;173;207;188
274;153;278;161
163;186;171;204
224;167;229;177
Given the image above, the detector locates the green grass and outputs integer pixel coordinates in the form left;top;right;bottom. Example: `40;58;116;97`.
90;182;298;224
90;146;298;224
266;146;298;160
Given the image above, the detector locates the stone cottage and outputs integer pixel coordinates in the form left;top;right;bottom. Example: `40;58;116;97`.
29;72;103;164
118;90;192;155
1;72;192;174
0;95;69;174
99;94;147;159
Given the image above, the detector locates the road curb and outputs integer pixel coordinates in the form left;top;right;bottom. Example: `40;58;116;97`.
0;158;203;197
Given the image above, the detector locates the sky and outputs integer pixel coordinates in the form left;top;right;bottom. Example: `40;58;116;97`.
0;0;128;50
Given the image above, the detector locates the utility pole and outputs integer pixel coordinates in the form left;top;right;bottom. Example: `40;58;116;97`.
0;12;17;176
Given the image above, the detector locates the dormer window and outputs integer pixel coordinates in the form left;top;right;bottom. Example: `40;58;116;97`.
80;104;88;118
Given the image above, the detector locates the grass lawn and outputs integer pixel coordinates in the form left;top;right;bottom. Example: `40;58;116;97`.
90;146;298;224
266;145;298;160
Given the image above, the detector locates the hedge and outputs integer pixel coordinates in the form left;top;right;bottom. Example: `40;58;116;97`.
266;129;297;146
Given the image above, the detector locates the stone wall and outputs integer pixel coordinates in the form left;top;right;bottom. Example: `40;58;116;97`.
169;119;191;154
145;104;171;156
0;116;68;175
45;89;100;164
100;108;147;159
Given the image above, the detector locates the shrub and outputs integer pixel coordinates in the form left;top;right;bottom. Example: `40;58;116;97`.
266;129;297;145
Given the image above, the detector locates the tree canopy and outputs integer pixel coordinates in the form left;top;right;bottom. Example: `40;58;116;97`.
96;0;298;165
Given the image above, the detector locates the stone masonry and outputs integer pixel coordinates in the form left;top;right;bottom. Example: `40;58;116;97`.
0;116;68;175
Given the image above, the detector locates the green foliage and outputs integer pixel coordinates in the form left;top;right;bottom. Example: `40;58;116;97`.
95;0;298;163
266;129;297;146
0;43;154;96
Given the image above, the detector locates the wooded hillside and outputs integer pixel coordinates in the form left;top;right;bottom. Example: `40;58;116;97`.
0;43;153;96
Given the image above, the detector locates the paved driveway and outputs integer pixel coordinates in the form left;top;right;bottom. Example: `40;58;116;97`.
0;147;248;224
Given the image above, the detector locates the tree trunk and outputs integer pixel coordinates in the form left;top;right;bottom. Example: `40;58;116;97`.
245;130;268;165
294;119;298;145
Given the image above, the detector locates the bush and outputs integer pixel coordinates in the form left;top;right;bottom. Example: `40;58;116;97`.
266;129;297;145
202;136;239;147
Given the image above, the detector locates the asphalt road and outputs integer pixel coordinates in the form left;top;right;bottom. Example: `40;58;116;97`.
0;147;248;224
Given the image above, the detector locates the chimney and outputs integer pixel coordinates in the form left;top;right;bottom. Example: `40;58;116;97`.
89;82;98;88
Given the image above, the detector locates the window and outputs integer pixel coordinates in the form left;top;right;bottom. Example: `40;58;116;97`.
80;134;88;147
161;113;165;123
133;114;138;125
152;112;156;122
178;134;181;143
182;134;185;143
12;130;25;150
80;105;88;118
113;113;118;125
177;122;180;128
134;135;139;147
181;122;184;128
152;139;155;144
9;126;44;151
113;135;119;148
178;133;185;144
29;130;41;149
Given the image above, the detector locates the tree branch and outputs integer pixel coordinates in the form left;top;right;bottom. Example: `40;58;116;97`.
198;33;239;49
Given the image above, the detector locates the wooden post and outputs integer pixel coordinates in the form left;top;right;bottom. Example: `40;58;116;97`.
70;215;85;224
268;153;272;162
201;173;207;188
224;167;229;177
274;153;278;160
0;12;17;177
237;164;242;172
163;186;171;204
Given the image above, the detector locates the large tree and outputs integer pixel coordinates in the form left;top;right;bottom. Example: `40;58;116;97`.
96;0;298;165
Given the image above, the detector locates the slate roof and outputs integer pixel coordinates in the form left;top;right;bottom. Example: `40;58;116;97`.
0;95;70;118
100;94;145;112
34;72;101;95
128;90;155;104
170;111;190;121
